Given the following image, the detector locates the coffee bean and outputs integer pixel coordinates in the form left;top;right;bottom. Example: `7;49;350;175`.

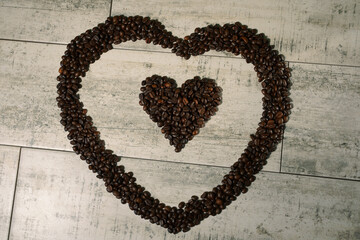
57;15;292;234
139;75;221;152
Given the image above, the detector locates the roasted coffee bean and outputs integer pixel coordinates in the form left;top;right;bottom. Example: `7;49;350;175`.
57;15;292;234
139;75;222;152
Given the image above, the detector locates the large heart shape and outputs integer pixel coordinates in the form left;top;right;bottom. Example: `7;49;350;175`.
57;15;292;234
139;75;222;152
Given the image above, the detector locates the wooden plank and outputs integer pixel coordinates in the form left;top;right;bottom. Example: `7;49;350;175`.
282;63;360;180
0;40;281;171
0;0;358;65
0;0;111;44
9;148;360;240
111;0;360;66
0;146;20;240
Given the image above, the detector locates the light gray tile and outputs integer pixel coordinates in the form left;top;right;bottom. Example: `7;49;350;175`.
112;0;360;66
0;41;281;171
9;148;360;240
0;0;111;44
282;63;360;180
0;0;108;10
0;41;69;149
0;146;20;240
1;0;358;66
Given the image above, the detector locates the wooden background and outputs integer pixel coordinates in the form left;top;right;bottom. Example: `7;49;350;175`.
0;0;359;239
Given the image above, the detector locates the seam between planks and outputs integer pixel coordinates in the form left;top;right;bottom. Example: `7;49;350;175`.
0;38;67;46
273;171;360;183
7;147;22;240
109;0;113;17
1;38;360;68
0;143;287;171
0;144;358;183
279;133;284;173
0;38;240;59
287;60;360;68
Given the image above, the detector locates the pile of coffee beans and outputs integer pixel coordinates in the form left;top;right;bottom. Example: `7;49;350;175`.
57;15;292;234
139;75;222;152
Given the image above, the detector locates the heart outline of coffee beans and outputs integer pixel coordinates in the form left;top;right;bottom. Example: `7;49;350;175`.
139;75;222;152
57;15;292;234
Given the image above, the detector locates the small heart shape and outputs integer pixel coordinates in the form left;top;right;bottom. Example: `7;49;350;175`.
139;75;222;152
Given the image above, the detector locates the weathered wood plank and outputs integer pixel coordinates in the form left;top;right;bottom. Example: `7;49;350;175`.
0;41;281;170
282;63;360;180
111;0;360;66
0;0;111;44
0;146;20;240
9;148;360;240
1;0;358;65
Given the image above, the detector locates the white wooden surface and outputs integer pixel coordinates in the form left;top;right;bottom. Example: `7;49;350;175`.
0;0;359;239
282;63;360;180
0;146;20;240
0;0;111;44
9;148;360;240
111;0;360;66
0;0;359;65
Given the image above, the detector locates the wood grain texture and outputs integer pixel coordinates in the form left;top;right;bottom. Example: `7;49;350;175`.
0;0;358;65
0;40;281;170
0;0;111;44
111;0;360;66
282;63;360;180
0;146;20;240
1;1;359;240
9;148;360;240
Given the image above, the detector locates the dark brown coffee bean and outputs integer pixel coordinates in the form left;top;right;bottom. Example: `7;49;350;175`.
57;15;291;234
215;198;223;206
139;75;221;152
